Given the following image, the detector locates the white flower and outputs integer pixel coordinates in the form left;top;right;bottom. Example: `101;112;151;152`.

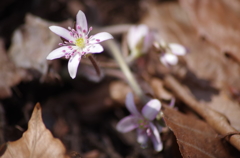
154;41;187;67
47;10;113;79
127;24;152;58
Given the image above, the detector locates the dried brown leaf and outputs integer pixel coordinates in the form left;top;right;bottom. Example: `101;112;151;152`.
150;78;173;100
143;2;240;89
109;81;132;104
179;0;240;62
142;2;240;131
1;103;69;158
0;39;27;98
8;14;72;75
221;0;240;15
163;106;240;158
203;91;240;131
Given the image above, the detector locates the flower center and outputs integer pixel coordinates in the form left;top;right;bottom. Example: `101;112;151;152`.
138;119;149;129
75;38;85;49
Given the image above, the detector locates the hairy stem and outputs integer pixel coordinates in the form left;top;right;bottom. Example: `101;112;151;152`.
105;40;148;103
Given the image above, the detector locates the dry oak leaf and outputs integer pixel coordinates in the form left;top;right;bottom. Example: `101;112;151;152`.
179;0;240;63
1;103;69;158
163;106;240;158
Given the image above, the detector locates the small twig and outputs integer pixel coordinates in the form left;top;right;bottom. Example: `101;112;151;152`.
163;75;240;151
219;132;240;140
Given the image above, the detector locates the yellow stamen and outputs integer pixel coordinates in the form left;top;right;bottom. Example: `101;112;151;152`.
75;38;85;49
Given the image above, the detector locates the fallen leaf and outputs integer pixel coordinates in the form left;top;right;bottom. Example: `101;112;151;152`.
1;103;69;158
143;2;240;90
150;78;173;100
203;91;240;131
179;0;240;62
221;0;240;15
109;81;132;104
163;106;240;158
0;39;27;98
83;150;101;158
8;14;72;75
142;2;240;131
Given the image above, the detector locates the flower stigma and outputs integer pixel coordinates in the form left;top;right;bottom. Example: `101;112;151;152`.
75;38;85;49
138;119;148;129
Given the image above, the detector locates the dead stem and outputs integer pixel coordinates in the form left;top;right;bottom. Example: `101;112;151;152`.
163;75;240;151
219;132;240;140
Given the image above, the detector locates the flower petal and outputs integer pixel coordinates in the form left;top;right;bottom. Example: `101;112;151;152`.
68;53;81;79
169;98;176;108
142;31;153;53
169;43;187;56
150;134;163;152
84;44;103;54
46;46;69;60
125;93;141;116
160;53;178;66
89;32;113;44
49;26;73;41
142;99;161;121
76;10;88;32
127;26;137;50
127;24;149;51
160;55;169;67
149;122;163;152
116;115;138;133
137;129;148;145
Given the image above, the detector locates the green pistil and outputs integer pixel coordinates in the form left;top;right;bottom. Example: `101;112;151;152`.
138;119;147;129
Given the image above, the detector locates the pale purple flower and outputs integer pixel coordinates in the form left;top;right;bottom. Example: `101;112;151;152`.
127;24;153;58
116;93;163;152
47;10;113;79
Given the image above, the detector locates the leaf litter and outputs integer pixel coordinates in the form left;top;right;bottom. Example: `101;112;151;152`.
1;103;69;158
1;0;240;158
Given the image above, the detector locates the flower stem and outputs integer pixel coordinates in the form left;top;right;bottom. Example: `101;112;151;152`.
105;40;148;103
88;55;101;76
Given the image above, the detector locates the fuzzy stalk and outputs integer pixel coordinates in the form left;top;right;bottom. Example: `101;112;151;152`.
105;40;148;103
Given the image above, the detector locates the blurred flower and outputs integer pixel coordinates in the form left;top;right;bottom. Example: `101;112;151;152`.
116;93;163;152
47;10;113;79
127;24;152;60
154;41;187;67
169;97;176;108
